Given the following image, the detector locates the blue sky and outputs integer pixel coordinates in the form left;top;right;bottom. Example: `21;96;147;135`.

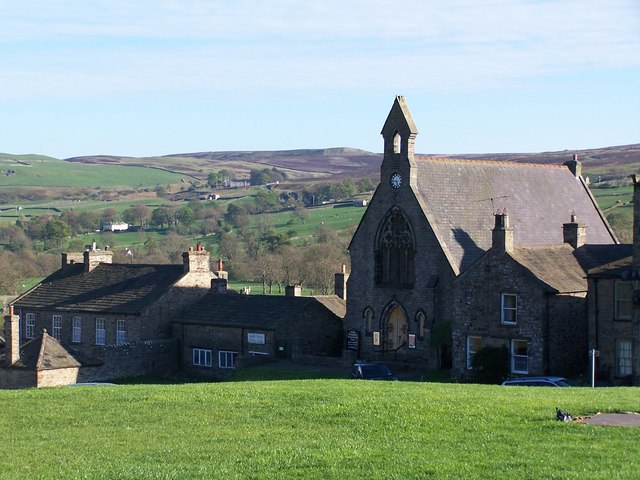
2;0;639;158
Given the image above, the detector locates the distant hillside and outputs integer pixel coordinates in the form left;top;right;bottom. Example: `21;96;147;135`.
65;144;640;183
66;148;382;182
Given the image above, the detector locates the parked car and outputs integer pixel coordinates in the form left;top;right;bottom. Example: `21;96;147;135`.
351;362;397;381
501;376;571;387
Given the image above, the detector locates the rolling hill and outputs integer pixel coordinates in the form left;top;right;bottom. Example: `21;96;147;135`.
63;144;640;183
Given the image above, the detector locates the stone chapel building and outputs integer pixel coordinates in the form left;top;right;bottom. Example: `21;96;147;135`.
343;96;620;377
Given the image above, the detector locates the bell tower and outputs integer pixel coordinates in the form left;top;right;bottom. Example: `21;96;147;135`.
380;96;419;190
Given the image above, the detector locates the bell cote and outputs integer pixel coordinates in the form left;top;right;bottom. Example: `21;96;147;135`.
380;96;419;189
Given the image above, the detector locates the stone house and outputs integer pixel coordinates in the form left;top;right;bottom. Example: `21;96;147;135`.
586;175;640;386
175;283;345;379
1;243;215;387
453;211;630;380
344;96;618;376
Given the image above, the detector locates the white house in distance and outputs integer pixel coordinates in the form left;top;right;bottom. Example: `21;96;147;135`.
102;222;129;232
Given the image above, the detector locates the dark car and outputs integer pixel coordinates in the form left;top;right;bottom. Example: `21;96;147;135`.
501;376;571;387
351;362;397;381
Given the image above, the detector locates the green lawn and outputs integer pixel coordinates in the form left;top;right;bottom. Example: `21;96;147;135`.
0;381;637;479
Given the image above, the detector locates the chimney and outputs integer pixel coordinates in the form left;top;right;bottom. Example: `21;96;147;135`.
492;209;514;252
334;264;349;300
182;244;211;275
211;277;228;294
61;252;84;269
4;305;20;366
214;257;228;280
564;154;582;178
563;212;587;249
632;175;640;272
83;242;114;272
285;285;302;297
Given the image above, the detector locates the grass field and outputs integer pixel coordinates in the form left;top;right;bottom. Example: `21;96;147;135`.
0;380;637;479
0;155;183;188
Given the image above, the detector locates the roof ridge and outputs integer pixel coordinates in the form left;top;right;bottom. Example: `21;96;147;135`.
35;330;48;370
414;156;567;169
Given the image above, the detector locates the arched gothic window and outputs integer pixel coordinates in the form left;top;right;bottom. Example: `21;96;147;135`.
363;307;374;334
375;206;415;287
393;131;402;154
415;310;426;338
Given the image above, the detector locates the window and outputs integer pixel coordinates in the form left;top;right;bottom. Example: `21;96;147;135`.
393;131;402;154
95;318;106;346
193;348;212;367
511;339;528;374
52;315;62;341
363;307;374;334
501;294;517;324
615;281;633;320
375;206;415;287
467;336;483;370
219;351;237;369
416;311;426;338
616;340;632;377
72;316;82;343
116;320;126;345
25;313;35;339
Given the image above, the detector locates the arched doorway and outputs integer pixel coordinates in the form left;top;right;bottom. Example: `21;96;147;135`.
385;305;408;351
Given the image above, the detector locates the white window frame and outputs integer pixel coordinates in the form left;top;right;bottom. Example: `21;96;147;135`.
95;317;106;346
52;315;62;341
218;350;237;369
72;316;82;343
25;313;35;339
614;281;633;320
501;293;517;325
116;319;127;345
466;336;483;370
616;339;632;377
511;339;528;374
192;348;212;367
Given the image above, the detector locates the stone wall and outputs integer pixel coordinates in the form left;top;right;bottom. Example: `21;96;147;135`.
588;278;634;384
78;339;178;382
452;249;588;379
0;367;35;389
36;367;79;387
345;185;455;369
548;293;588;377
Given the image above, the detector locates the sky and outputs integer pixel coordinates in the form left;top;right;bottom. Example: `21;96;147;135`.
1;0;639;158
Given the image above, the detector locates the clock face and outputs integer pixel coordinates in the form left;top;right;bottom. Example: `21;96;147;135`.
390;173;402;189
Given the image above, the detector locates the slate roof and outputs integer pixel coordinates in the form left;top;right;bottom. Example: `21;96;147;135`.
509;245;590;293
176;294;345;330
413;157;617;274
486;244;632;293
587;249;635;278
13;263;186;315
11;330;101;370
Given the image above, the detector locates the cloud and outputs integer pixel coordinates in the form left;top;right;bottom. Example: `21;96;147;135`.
1;0;638;100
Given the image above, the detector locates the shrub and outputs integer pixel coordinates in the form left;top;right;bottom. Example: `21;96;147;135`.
471;345;510;384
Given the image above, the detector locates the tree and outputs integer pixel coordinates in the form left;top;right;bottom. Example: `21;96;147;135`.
254;189;279;213
43;219;71;249
144;236;159;254
357;177;376;192
100;208;118;226
176;206;195;227
151;207;172;229
291;207;309;225
133;205;152;227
